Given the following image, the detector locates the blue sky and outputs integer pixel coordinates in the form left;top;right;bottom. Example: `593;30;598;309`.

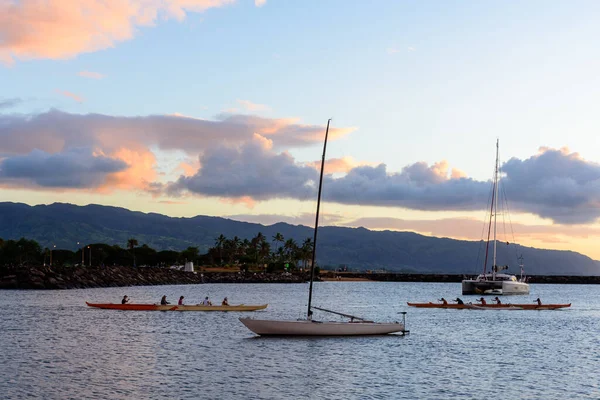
2;0;600;259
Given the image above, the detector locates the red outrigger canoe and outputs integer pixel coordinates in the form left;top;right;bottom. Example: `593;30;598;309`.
86;302;268;311
407;302;571;310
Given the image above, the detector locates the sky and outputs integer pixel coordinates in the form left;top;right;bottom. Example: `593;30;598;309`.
2;0;600;260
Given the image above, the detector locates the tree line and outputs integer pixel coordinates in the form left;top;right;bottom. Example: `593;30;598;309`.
0;232;314;272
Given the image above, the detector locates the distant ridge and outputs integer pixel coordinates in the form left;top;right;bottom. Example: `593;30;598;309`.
0;202;598;275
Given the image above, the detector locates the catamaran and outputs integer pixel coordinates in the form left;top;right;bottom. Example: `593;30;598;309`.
461;140;530;295
239;120;408;336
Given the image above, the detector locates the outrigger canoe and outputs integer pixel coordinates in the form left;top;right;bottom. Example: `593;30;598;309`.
407;302;571;310
86;302;268;311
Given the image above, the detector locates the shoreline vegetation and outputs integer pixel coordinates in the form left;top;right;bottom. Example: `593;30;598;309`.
1;236;600;290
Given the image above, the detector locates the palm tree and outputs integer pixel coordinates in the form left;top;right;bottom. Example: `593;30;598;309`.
283;238;298;265
127;238;138;267
215;234;226;265
272;233;284;261
301;238;313;270
258;240;270;267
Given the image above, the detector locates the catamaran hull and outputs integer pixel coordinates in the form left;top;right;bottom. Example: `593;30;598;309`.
239;318;406;336
462;280;530;295
86;302;267;311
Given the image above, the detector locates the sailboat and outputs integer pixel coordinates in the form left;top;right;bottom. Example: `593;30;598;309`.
461;139;530;295
239;120;408;336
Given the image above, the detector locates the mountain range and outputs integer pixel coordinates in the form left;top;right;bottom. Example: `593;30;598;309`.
0;202;598;276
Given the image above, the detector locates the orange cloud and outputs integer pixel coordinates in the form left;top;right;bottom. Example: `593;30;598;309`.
237;99;271;112
220;196;256;208
177;159;201;177
100;147;157;192
78;70;105;79
0;0;235;65
158;200;188;205
55;90;84;103
306;156;375;174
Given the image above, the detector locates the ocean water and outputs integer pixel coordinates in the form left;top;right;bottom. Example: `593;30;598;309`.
1;282;599;399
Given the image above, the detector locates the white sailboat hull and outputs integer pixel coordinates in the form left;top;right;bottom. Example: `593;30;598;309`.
462;278;530;295
239;318;406;336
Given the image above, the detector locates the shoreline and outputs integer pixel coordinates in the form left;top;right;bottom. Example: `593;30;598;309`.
2;266;600;290
0;265;309;290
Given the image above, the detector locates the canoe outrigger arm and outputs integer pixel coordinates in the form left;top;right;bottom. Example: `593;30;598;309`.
312;306;371;322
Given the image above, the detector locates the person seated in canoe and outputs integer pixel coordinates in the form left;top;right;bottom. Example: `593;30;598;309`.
160;295;170;305
534;298;542;306
222;297;229;306
202;296;212;306
477;297;487;305
438;298;448;305
122;295;130;304
493;296;502;304
454;298;464;305
178;296;185;305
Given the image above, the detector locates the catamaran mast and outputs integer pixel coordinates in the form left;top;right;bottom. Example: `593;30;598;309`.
492;139;499;281
307;119;331;320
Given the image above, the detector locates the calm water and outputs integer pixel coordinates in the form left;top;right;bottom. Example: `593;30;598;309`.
1;282;599;399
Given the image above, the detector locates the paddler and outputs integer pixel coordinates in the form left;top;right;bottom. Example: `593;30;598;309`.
121;295;130;304
454;298;464;305
160;295;170;305
493;296;502;304
178;296;185;305
477;297;487;305
222;297;229;306
534;298;542;306
438;298;448;305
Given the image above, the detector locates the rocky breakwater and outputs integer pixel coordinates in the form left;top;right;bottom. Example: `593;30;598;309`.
0;265;309;290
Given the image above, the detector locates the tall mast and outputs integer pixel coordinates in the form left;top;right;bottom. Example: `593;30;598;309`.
492;138;499;280
307;119;331;320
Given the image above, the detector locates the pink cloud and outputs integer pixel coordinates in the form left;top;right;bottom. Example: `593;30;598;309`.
306;156;376;174
55;90;84;103
255;0;267;7
0;0;235;65
78;70;105;79
237;99;271;112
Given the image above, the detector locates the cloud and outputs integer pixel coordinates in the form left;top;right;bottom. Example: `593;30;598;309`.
386;48;399;55
161;142;600;224
0;0;235;65
501;148;600;224
78;70;105;79
408;46;415;51
164;134;319;200
305;156;376;174
0;109;352;157
0;98;22;109
255;0;267;7
56;90;84;103
0;147;127;188
237;99;271;112
2;108;600;225
0;109;350;193
158;200;188;205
